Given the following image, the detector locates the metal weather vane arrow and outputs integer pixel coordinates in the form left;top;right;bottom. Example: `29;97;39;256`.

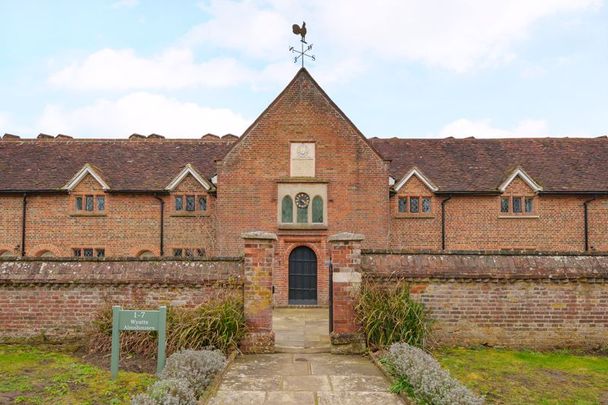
289;21;316;68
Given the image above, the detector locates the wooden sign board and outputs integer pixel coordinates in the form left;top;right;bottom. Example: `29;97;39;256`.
111;306;167;379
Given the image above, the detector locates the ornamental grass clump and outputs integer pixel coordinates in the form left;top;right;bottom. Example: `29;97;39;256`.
386;343;484;405
86;295;245;357
160;349;226;397
355;279;429;349
131;378;197;405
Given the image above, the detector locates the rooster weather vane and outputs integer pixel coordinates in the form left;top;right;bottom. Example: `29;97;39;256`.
290;21;316;67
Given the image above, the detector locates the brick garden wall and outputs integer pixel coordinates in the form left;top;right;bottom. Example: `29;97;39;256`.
0;258;242;341
361;251;608;349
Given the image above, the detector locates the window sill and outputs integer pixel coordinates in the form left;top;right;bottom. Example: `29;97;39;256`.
278;224;328;230
394;214;435;219
70;213;107;217
498;215;539;219
170;213;210;217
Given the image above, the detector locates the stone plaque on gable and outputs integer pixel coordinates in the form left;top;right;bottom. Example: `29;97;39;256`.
290;142;315;177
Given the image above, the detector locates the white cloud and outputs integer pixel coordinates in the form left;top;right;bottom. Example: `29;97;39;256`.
35;92;250;138
111;0;139;9
49;48;255;91
436;118;590;138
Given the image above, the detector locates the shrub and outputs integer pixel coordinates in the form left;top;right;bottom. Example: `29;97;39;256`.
131;378;197;405
160;349;226;397
355;279;429;349
86;296;246;356
386;343;484;405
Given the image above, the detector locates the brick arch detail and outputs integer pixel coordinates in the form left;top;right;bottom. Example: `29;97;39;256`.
130;247;159;258
30;244;61;257
0;246;18;257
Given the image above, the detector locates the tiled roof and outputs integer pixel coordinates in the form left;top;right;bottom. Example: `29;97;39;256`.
370;137;608;193
2;135;608;193
0;138;235;192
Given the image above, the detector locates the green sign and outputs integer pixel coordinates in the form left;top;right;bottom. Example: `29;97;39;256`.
111;306;167;379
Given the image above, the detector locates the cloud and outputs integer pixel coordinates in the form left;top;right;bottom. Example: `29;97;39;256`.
111;0;139;9
49;48;255;91
35;92;250;138
185;0;601;72
436;118;590;138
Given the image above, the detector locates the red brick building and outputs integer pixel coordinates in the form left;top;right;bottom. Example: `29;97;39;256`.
1;68;607;306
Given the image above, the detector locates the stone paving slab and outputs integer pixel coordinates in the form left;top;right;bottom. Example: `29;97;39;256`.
207;353;403;405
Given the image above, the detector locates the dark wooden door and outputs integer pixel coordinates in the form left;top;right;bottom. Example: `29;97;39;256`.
288;246;317;305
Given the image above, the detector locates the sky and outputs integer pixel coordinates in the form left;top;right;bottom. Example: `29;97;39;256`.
0;0;606;139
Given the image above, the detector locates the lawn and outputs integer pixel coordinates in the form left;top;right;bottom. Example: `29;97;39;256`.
435;347;608;404
0;344;155;404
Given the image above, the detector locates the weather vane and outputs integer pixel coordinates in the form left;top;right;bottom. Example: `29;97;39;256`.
290;21;315;68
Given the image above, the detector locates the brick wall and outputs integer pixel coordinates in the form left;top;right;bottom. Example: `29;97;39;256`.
389;176;608;252
361;252;608;349
0;258;242;340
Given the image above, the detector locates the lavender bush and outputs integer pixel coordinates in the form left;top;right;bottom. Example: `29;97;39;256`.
160;349;226;397
131;378;196;405
387;343;484;405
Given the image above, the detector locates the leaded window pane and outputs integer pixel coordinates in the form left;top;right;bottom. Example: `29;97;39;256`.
173;248;183;257
501;197;509;213
398;197;407;213
96;248;105;257
186;195;195;211
199;196;207;211
196;248;205;257
282;196;293;223
96;196;105;211
185;248;194;257
410;197;419;213
75;196;83;211
85;195;94;211
73;248;81;257
422;197;431;213
513;197;522;213
297;206;308;223
312;196;323;223
525;197;533;213
175;196;183;211
83;248;94;257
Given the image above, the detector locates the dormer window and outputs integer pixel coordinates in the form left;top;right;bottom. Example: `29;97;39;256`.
398;196;432;214
74;194;105;213
175;194;207;212
501;196;534;215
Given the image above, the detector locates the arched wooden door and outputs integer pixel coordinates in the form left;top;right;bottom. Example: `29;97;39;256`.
288;246;317;305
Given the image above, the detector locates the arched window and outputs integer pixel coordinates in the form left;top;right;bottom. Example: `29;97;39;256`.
138;250;155;258
281;195;293;223
0;250;15;258
37;250;54;258
312;196;323;223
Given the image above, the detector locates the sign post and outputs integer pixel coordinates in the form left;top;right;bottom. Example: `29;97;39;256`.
111;305;167;379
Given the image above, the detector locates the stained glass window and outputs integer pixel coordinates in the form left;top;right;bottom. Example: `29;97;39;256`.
175;196;183;211
96;196;105;211
398;197;407;213
525;197;533;213
75;196;83;211
83;248;94;257
410;197;419;213
297;206;308;223
85;195;94;211
199;197;207;211
282;195;293;223
312;196;323;223
501;197;509;213
513;197;522;213
422;197;431;213
186;195;195;211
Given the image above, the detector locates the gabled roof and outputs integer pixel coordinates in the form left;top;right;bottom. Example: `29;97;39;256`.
498;167;542;193
165;163;214;191
394;167;438;192
63;163;110;191
370;137;608;193
0;139;234;192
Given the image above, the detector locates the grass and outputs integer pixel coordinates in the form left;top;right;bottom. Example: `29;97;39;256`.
434;347;608;404
0;344;155;405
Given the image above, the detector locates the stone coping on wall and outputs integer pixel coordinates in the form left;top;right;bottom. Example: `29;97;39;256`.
0;256;242;262
361;253;608;281
362;249;608;256
0;259;243;286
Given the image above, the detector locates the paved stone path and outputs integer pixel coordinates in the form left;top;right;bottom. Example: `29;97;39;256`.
208;352;403;405
273;307;330;352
